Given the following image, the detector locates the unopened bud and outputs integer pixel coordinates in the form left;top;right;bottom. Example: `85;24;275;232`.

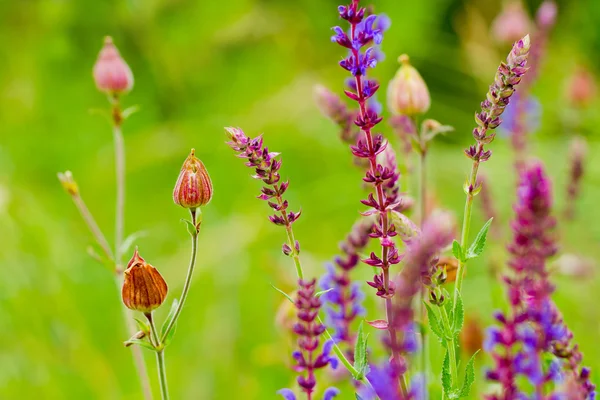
536;1;557;29
282;243;292;256
93;36;134;95
173;149;213;210
387;55;430;116
122;249;168;313
57;171;79;196
566;66;597;108
437;256;459;284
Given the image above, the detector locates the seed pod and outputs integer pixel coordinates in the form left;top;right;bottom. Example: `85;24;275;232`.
173;149;213;209
387;54;430;116
93;36;134;95
122;249;168;313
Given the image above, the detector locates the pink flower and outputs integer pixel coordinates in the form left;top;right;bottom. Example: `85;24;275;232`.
93;36;134;95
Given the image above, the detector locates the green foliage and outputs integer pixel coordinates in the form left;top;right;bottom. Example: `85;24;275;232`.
161;298;180;346
459;351;480;398
453;290;464;337
425;302;446;346
466;218;493;260
353;321;369;380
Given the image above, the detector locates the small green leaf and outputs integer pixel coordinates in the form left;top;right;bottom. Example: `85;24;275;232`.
459;350;480;398
315;288;334;298
134;317;150;334
270;284;295;304
442;350;452;395
452;240;464;262
353;321;369;380
442;289;454;327
466;218;493;260
120;231;148;256
181;219;197;236
160;298;180;345
453;290;464;336
124;339;156;351
121;105;140;120
424;303;446;346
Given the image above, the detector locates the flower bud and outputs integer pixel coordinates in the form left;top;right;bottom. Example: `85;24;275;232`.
387;55;430;116
122;249;168;313
173;149;213;209
93;36;134;95
566;66;597;108
57;171;79;196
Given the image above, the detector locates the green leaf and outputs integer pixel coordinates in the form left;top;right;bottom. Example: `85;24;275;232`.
424;302;446;346
466;218;493;260
453;290;464;336
160;298;180;346
270;284;295;304
452;240;464;262
459;350;480;398
442;289;454;328
120;230;148;256
181;219;197;236
353;321;369;380
134;317;150;334
442;349;452;395
315;288;333;298
124;339;156;351
121;105;140;120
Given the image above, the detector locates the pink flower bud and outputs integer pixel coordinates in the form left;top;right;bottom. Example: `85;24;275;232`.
536;1;557;29
173;149;213;209
387;54;430;116
93;36;134;95
491;2;531;44
566;66;597;108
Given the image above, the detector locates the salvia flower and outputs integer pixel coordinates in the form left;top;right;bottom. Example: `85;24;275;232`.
173;149;213;210
465;35;530;164
121;249;168;313
278;279;339;400
387;54;431;116
314;84;359;146
359;364;424;400
93;36;134;95
320;217;373;346
485;163;595;399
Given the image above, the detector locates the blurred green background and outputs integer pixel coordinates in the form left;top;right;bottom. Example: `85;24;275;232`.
1;0;600;398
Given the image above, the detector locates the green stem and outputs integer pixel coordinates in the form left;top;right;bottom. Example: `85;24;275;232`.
161;208;199;343
147;313;169;400
113;120;125;267
70;194;114;262
440;306;459;388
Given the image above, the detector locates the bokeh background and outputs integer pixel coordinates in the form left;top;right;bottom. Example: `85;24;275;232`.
1;0;600;398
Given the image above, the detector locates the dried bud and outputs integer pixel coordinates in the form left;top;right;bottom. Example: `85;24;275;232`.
122;249;168;313
491;2;531;44
93;36;134;95
387;54;430;116
57;171;79;196
173;149;213;209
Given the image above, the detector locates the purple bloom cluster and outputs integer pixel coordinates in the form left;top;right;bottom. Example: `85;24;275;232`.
359;363;424;400
485;163;595;399
278;279;339;400
225;127;301;246
319;217;372;346
465;36;530;165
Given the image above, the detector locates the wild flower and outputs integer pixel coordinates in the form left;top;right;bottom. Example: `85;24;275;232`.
485;163;595;399
387;54;431;117
173;149;213;210
226;127;339;399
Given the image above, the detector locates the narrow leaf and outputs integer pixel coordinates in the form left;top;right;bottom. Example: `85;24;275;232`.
441;349;452;395
315;288;334;298
353;321;369;379
124;339;156;351
181;219;197;236
452;240;464;262
453;290;464;336
134;317;150;334
160;298;180;344
270;284;295;304
459;350;480;398
466;218;493;259
120;230;148;255
366;319;389;330
424;303;446;347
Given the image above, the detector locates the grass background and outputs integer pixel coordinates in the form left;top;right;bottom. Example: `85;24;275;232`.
1;0;600;398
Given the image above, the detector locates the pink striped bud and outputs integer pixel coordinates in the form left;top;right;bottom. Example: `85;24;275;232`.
173;149;213;209
93;36;134;95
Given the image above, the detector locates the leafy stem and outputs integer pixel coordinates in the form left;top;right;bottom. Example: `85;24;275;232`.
146;312;170;400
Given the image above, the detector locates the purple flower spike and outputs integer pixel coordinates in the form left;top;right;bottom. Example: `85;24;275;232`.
485;162;595;399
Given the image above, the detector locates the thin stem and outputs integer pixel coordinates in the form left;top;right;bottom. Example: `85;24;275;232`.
147;313;169;400
440;306;459;388
113;123;126;266
114;275;153;400
70;193;114;262
161;208;199;343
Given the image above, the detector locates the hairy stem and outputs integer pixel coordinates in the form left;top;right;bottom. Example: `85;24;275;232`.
147;313;169;400
440;306;459;388
161;208;200;343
